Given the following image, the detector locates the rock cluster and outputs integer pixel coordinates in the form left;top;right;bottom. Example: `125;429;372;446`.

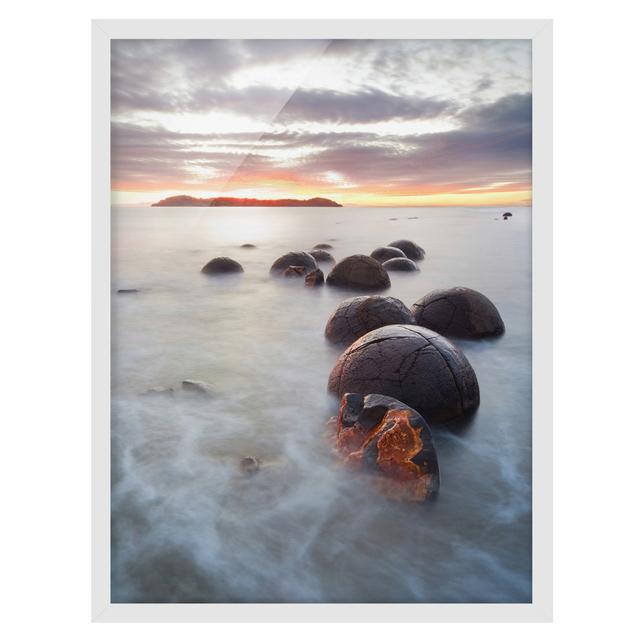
412;287;505;338
331;393;440;501
328;324;479;424
325;295;414;345
326;255;391;291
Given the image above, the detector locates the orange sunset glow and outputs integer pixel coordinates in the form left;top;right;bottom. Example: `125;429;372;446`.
111;40;532;207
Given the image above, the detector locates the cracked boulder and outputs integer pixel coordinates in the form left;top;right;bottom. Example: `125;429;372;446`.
389;239;426;261
309;249;336;264
370;246;406;263
330;392;440;501
201;257;244;275
412;287;505;338
305;268;325;287
383;257;419;272
270;251;318;275
325;295;414;346
326;255;391;291
328;324;479;424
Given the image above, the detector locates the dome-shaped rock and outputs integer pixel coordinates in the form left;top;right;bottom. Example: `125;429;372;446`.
328;324;479;424
309;249;335;264
412;287;505;338
331;393;439;501
325;295;414;345
270;251;317;275
240;243;256;249
305;268;324;287
370;246;406;263
383;257;419;272
201;257;243;275
326;255;390;291
313;243;333;250
389;239;425;261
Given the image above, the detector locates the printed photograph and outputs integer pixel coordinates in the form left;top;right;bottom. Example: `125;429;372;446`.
110;38;532;603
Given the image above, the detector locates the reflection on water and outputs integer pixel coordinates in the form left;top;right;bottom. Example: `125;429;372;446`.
111;206;532;603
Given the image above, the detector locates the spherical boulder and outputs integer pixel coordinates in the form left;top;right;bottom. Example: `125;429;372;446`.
383;257;419;272
370;246;406;263
412;287;505;338
326;255;391;291
328;324;479;424
201;257;243;275
270;251;317;276
331;392;439;501
305;268;325;287
389;239;425;261
325;295;414;345
309;249;335;264
313;243;333;250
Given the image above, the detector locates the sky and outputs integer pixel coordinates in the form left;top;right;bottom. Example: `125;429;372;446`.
111;39;532;207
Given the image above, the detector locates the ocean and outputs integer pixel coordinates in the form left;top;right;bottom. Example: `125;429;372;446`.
110;205;532;603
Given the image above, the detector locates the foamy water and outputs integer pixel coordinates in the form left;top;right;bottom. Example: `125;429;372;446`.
111;205;532;603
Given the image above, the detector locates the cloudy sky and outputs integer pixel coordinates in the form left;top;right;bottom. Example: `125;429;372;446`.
111;39;531;206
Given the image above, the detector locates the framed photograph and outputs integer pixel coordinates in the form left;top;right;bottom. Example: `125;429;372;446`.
93;19;552;622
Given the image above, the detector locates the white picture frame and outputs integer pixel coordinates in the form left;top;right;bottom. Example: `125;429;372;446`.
92;18;553;622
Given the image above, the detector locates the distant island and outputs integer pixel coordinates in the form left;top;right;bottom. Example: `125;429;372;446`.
152;195;342;207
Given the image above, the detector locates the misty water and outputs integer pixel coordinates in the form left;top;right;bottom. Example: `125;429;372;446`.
111;205;532;603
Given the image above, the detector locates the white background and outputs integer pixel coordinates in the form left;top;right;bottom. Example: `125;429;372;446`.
2;1;638;637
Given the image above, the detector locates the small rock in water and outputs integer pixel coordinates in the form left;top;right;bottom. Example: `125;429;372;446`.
240;243;256;249
331;393;440;502
201;257;244;274
309;249;335;264
370;246;406;263
240;456;261;474
388;239;425;261
283;265;306;277
313;243;333;250
182;379;215;396
305;268;325;287
382;257;419;272
117;288;140;294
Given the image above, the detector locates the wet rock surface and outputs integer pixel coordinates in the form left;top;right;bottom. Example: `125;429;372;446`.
325;295;414;345
331;392;440;501
370;246;406;263
181;379;216;396
201;257;244;275
305;268;325;287
383;257;419;272
309;249;335;264
326;255;391;291
389;240;426;261
328;324;479;424
412;287;505;338
270;251;318;275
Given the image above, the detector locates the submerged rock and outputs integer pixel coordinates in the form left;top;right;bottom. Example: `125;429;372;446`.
325;295;414;345
389;239;425;261
331;393;439;501
201;257;244;275
313;243;333;250
309;249;335;264
117;288;140;294
326;255;391;291
270;251;317;275
412;287;505;338
142;386;174;397
240;243;256;248
382;257;419;272
240;456;261;474
181;379;216;396
370;246;406;263
328;324;479;424
305;268;325;287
